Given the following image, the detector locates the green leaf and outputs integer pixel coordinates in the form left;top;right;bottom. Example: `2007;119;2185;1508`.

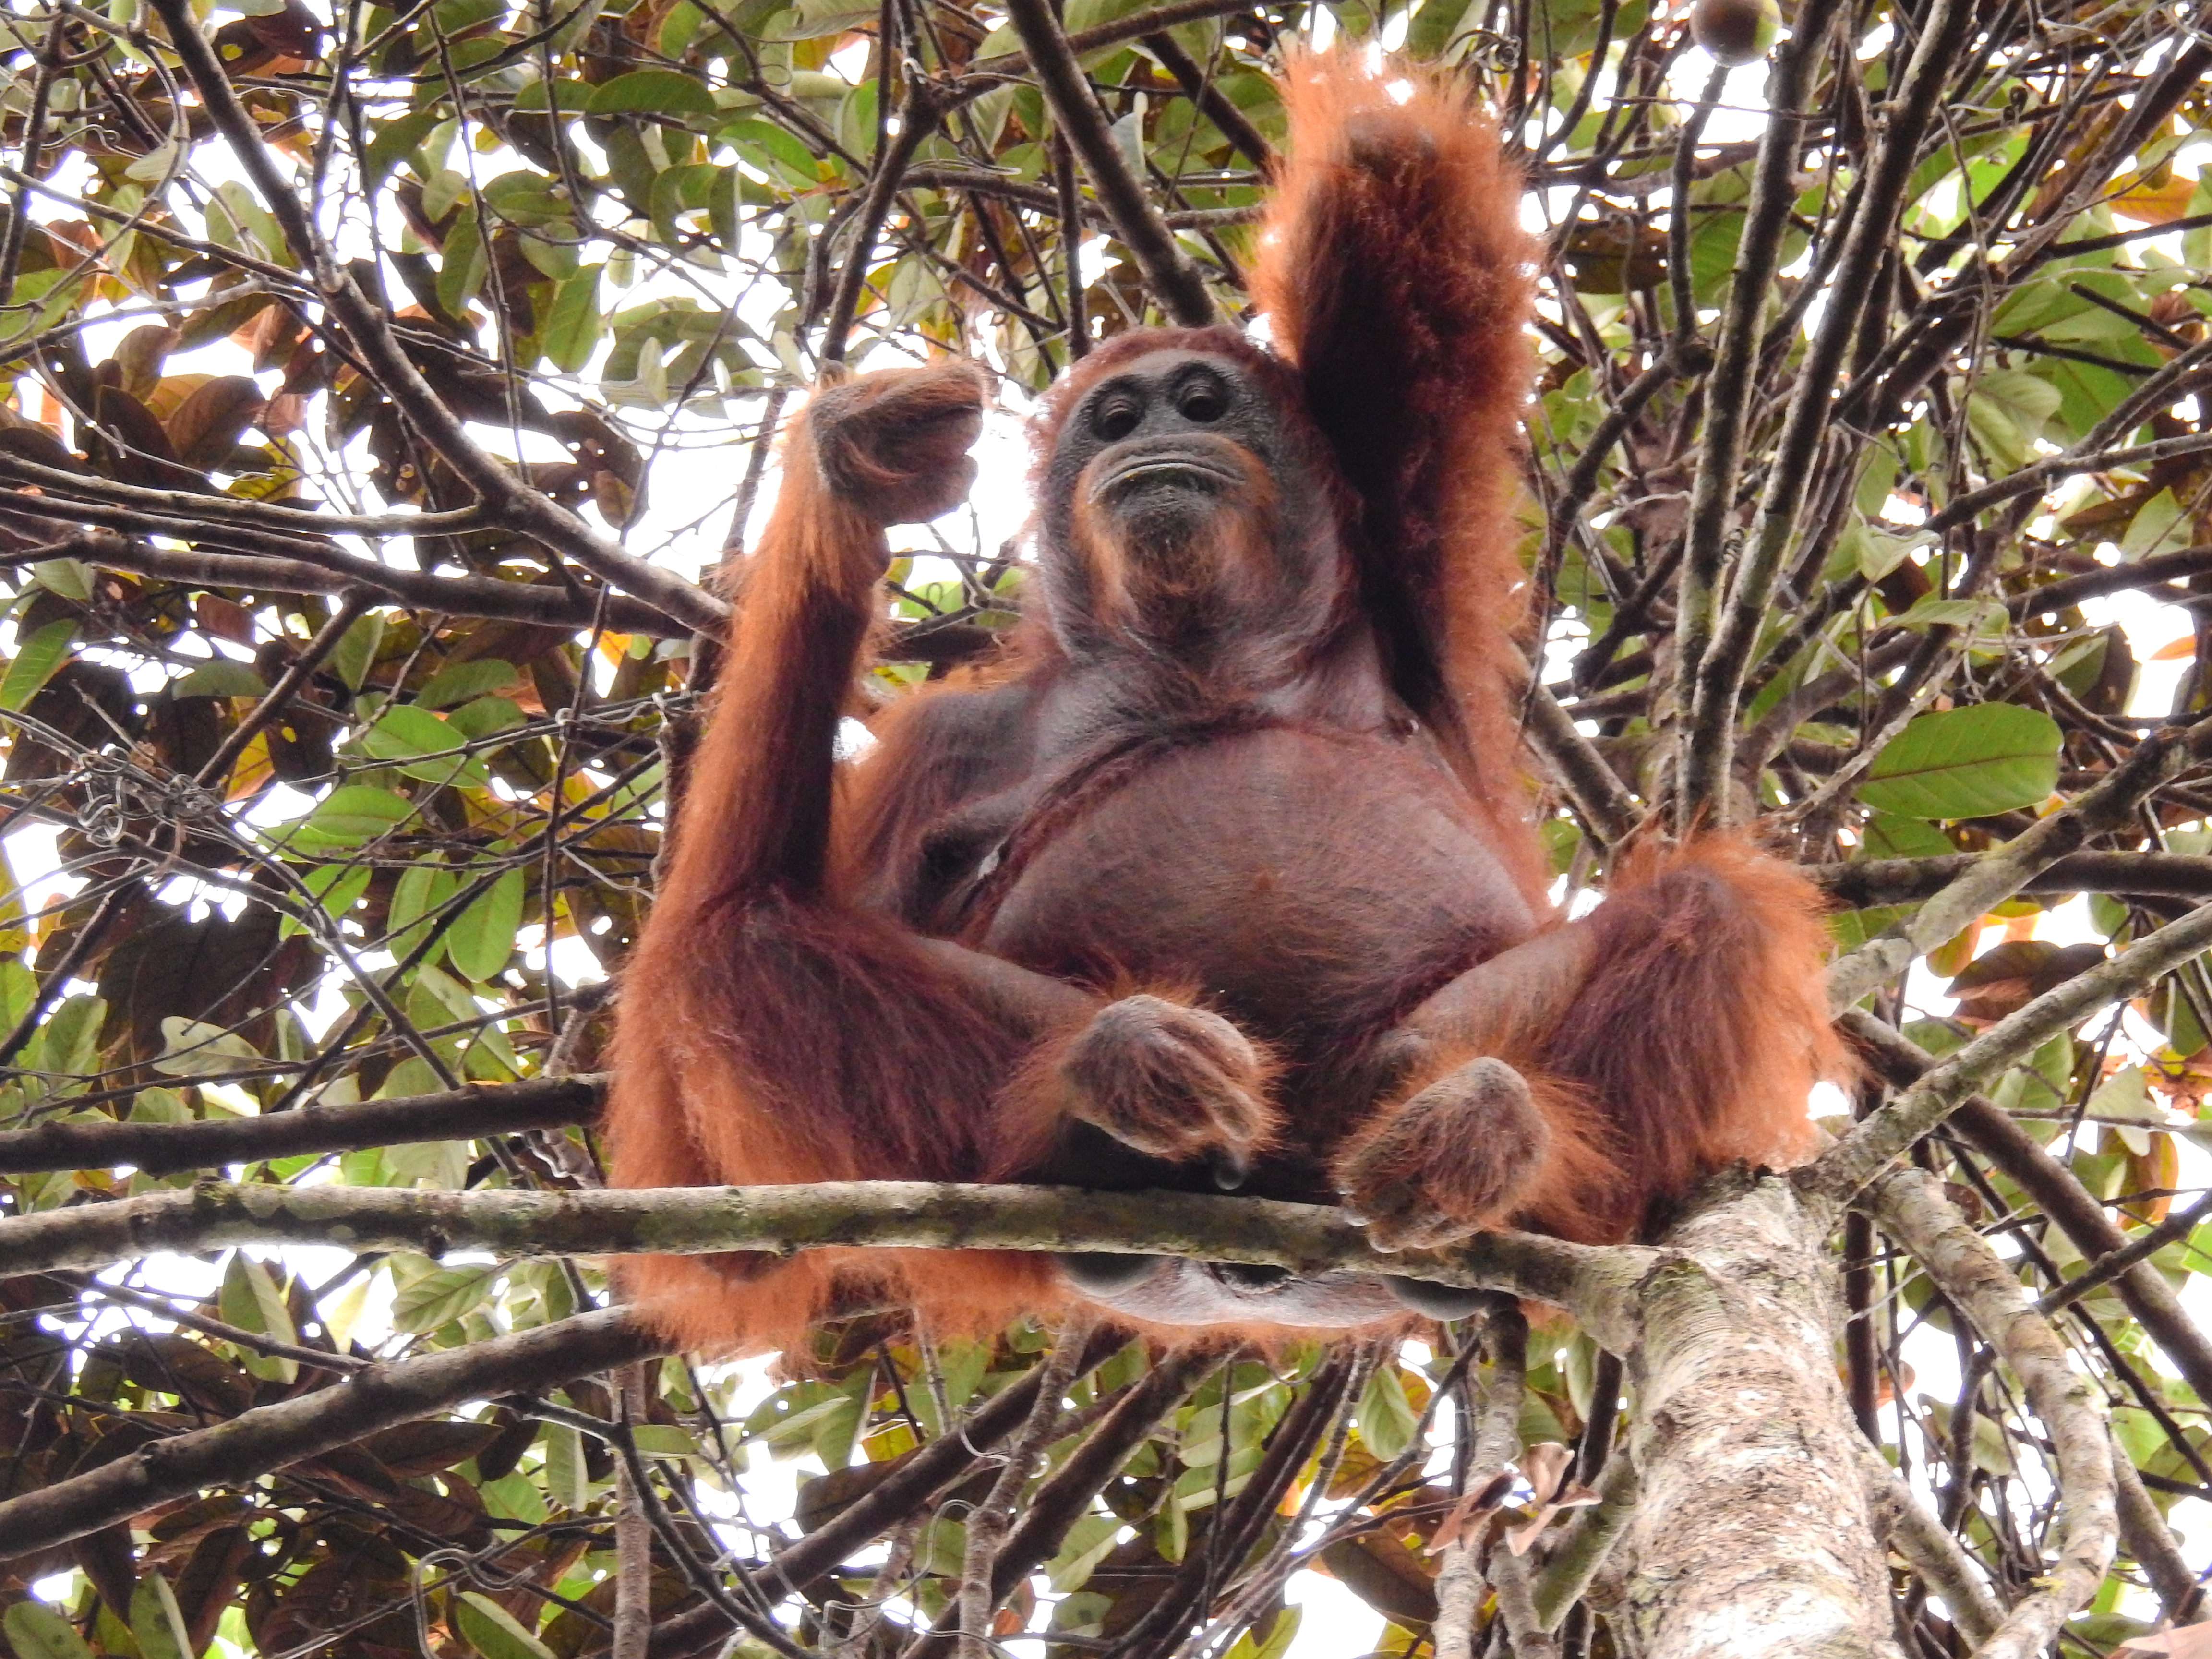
1964;369;2063;471
219;1252;299;1382
1894;596;2000;633
1405;0;1475;57
0;958;32;1034
34;992;107;1078
392;1262;500;1332
1046;1514;1124;1592
763;0;877;34
416;658;517;709
5;1602;96;1659
279;863;373;940
132;1572;194;1659
32;557;92;602
716;118;819;185
1225;1606;1302;1659
390;859;462;963
480;171;568;227
630;1423;699;1458
446;696;526;742
437;204;489;319
330;612;385;691
154;1017;264;1078
364;107;447;192
512;79;598;114
172;658;269;699
542;265;604;373
0;620;76;712
453;1592;556;1659
359;703;493;791
1858;704;2062;819
285;785;415;848
1860;813;1953;861
448;867;526;983
542;1419;588;1510
588;71;718;115
1357;1364;1419;1461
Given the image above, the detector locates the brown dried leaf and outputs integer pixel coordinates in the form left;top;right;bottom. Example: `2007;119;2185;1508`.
90;381;195;488
1521;1441;1573;1506
173;1524;255;1654
112;325;180;400
1318;1531;1438;1630
357;1419;505;1478
194;594;255;646
1422;1469;1515;1556
165;376;266;471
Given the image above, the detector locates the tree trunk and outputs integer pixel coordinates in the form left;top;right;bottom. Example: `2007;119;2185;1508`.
1609;1174;1903;1659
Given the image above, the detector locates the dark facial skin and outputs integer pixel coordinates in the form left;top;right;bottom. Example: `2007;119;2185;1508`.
1048;349;1282;492
1038;349;1342;654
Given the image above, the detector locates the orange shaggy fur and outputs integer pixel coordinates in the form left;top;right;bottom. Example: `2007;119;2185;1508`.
605;54;1842;1357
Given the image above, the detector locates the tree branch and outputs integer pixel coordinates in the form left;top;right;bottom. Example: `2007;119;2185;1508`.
2111;1443;2205;1626
142;0;727;638
1839;1008;2212;1421
194;588;372;789
1857;1437;2006;1646
1671;0;1850;825
0;1073;605;1176
1141;32;1274;174
1530;1454;1639;1632
2008;542;2212;619
962;0;1260;94
2;526;682;634
1685;0;1978;815
1811;901;2212;1198
1923;433;2212;537
1862;1170;2116;1659
998;0;1220;328
1614;1175;1899;1654
649;1327;1128;1658
0;1179;1643;1338
1517;657;1642;847
1825;713;2212;1010
1813;851;2212;908
0;451;489;539
0;1306;666;1564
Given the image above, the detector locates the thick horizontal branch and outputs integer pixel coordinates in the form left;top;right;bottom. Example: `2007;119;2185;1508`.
1814;851;2212;908
0;1074;605;1175
2010;543;2212;618
0;1306;664;1564
0;1179;1644;1342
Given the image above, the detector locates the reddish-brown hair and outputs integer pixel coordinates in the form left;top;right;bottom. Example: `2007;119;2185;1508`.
1252;54;1541;812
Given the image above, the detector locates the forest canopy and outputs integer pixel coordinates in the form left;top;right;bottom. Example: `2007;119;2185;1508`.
0;0;2209;1656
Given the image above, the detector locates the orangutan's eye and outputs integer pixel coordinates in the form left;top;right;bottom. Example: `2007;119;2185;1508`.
1093;393;1142;441
1178;382;1228;422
